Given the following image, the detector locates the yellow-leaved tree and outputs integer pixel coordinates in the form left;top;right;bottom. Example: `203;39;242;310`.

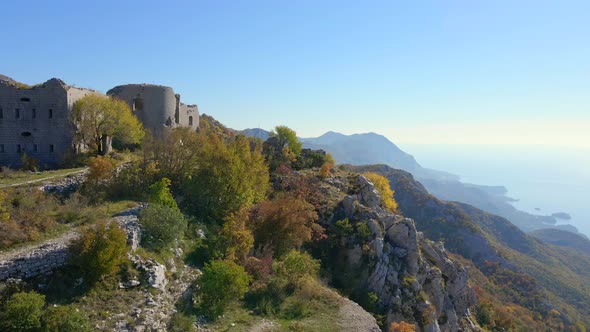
72;94;144;155
363;172;398;213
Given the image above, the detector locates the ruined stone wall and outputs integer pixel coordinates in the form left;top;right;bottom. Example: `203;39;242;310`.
107;84;199;136
0;207;142;281
107;84;178;137
179;102;199;131
0;247;70;280
1;76;199;168
0;78;95;168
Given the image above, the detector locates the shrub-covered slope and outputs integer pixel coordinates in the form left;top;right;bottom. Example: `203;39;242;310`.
346;164;590;331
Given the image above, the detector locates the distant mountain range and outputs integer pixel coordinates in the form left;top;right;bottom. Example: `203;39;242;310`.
240;128;579;236
301;131;459;181
240;129;457;181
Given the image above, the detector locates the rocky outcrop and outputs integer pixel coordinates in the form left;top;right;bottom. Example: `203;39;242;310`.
330;175;480;332
111;252;201;332
130;255;168;291
114;205;144;251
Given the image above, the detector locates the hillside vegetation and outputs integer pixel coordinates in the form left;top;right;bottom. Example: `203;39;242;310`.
347;164;590;331
0;116;588;332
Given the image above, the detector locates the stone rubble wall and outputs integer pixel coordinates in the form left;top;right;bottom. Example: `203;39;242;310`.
0;233;77;280
0;206;142;281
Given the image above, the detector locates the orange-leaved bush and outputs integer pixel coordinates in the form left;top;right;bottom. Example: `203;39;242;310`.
251;195;322;257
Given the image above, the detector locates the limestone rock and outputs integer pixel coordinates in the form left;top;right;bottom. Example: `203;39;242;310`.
145;260;168;291
342;195;358;218
332;174;480;331
358;175;381;208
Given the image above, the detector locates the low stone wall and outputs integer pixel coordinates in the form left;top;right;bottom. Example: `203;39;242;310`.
0;206;142;281
0;238;73;280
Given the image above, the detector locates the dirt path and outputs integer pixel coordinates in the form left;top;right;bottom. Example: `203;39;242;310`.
0;168;88;188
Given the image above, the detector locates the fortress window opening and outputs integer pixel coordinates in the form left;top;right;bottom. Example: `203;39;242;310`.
49;109;53;118
133;97;144;112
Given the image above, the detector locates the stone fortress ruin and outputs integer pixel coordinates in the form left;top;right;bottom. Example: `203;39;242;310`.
0;75;96;168
107;84;199;136
0;75;200;168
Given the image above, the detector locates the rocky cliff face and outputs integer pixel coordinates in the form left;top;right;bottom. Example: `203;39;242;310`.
322;174;481;331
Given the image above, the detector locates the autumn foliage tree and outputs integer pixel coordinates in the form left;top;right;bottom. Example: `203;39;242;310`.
215;206;254;263
320;153;335;177
142;128;202;183
87;155;116;184
363;172;398;213
72;94;144;155
183;134;269;223
250;195;323;257
72;221;128;284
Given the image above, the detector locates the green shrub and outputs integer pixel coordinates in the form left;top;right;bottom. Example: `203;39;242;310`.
168;312;196;332
334;218;354;236
356;222;372;240
282;298;311;319
402;276;416;288
198;260;251;319
72;221;128;284
273;250;320;287
107;161;158;200
43;304;92;332
245;278;286;315
147;178;178;210
139;204;187;251
1;291;45;331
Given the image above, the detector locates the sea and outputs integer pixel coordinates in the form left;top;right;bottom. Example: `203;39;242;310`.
403;144;590;238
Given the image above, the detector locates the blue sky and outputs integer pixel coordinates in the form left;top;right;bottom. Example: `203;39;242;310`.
2;0;589;146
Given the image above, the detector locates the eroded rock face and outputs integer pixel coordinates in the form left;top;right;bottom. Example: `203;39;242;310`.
332;175;480;332
358;175;382;208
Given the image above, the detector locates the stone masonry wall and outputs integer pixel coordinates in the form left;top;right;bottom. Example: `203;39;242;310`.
107;84;199;136
0;232;77;280
0;207;142;281
0;77;97;168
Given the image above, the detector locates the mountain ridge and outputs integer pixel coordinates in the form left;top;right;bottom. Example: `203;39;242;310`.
239;128;579;236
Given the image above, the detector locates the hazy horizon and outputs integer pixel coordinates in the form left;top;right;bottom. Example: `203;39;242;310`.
405;143;590;237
